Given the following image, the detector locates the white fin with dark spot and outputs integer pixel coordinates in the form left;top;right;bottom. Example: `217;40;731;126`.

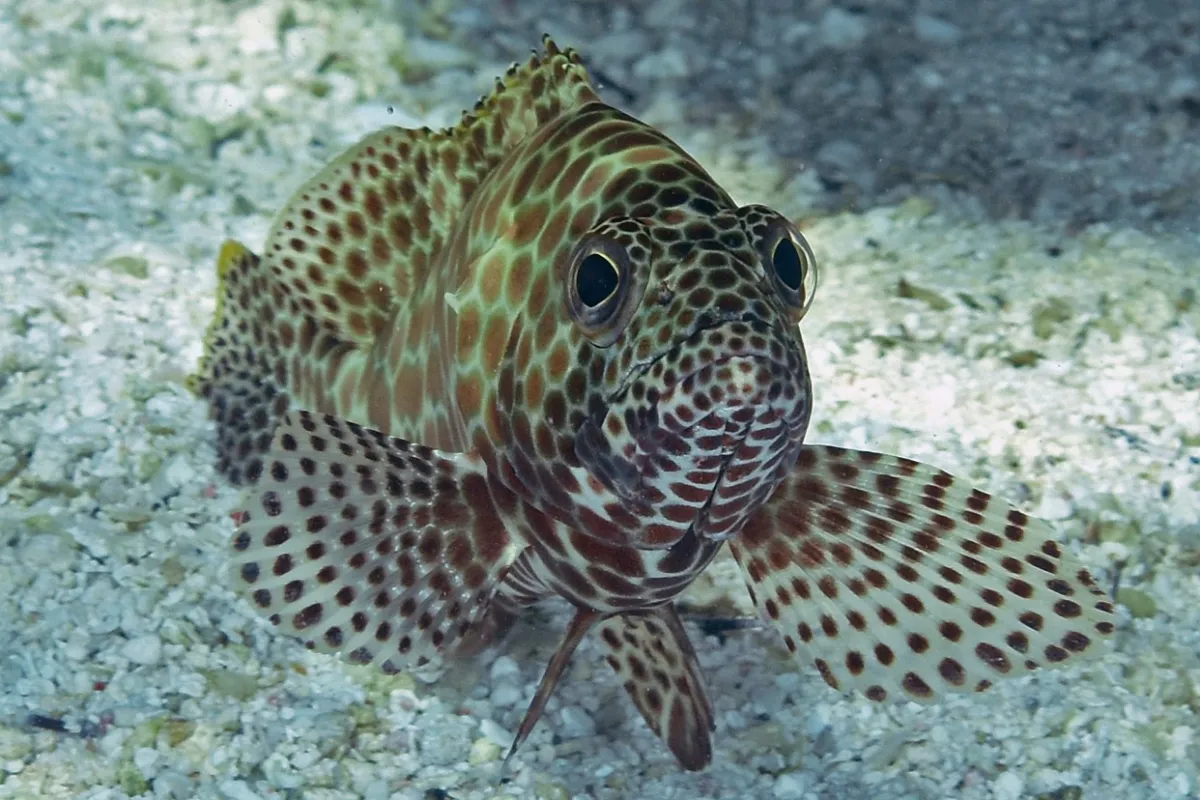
230;410;522;671
731;445;1116;702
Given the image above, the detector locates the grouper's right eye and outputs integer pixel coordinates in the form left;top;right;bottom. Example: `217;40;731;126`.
566;232;643;347
576;252;620;308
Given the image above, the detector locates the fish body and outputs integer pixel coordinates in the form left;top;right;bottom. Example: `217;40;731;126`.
190;37;1115;770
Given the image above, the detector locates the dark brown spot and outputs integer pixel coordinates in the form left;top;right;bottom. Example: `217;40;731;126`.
1027;554;1058;573
975;642;1011;672
1008;578;1034;598
938;658;965;686
1005;631;1029;653
1054;599;1082;618
814;658;839;690
1062;631;1090;652
1047;578;1073;596
902;672;933;698
939;621;963;642
970;607;997;627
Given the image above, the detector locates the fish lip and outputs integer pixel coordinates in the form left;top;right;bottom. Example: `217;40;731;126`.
605;311;773;406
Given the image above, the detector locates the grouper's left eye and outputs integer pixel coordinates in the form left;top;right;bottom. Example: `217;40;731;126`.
771;238;805;293
764;223;819;320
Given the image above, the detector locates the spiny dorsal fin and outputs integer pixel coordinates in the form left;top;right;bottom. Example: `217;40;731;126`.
450;34;601;168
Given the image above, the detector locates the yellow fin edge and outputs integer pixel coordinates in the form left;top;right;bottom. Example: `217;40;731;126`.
185;239;254;396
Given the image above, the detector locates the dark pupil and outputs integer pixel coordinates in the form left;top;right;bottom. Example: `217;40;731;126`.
771;238;805;292
577;253;620;307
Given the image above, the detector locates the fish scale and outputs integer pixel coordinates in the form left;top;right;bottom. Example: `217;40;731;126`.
190;36;1115;771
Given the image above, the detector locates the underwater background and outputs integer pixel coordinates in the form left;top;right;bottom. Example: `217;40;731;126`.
0;0;1198;798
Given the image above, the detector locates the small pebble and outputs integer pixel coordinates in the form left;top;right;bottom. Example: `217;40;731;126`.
234;4;278;55
489;656;522;683
122;634;162;666
417;715;473;767
468;735;502;765
133;747;160;778
773;772;808;799
152;770;194;799
490;683;523;709
992;771;1024;800
818;7;868;50
0;728;34;761
558;706;596;739
480;718;514;749
913;14;963;46
1034;493;1074;521
362;781;389;800
217;779;261;800
632;49;690;81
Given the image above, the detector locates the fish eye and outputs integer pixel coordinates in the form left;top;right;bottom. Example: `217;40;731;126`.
765;225;818;319
771;238;805;292
566;220;652;345
566;233;642;347
576;253;620;308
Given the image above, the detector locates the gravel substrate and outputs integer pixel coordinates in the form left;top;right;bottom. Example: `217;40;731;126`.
450;0;1200;234
1;2;1198;799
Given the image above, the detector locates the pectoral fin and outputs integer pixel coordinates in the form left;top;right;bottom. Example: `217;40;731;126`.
230;410;522;671
732;444;1115;702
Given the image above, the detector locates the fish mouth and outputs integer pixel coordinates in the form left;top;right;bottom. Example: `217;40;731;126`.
604;310;769;407
645;346;807;539
690;434;751;539
575;353;772;509
573;346;803;543
578;312;804;524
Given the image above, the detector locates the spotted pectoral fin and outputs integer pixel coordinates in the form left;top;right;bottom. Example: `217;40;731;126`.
230;410;522;671
597;607;715;771
731;444;1116;702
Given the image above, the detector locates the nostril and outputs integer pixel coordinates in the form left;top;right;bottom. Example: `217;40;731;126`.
735;310;769;332
693;310;719;331
655;281;675;306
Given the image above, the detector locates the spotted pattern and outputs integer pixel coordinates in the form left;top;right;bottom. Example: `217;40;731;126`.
191;36;1114;773
730;445;1116;703
229;410;522;670
187;242;292;484
596;607;716;770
